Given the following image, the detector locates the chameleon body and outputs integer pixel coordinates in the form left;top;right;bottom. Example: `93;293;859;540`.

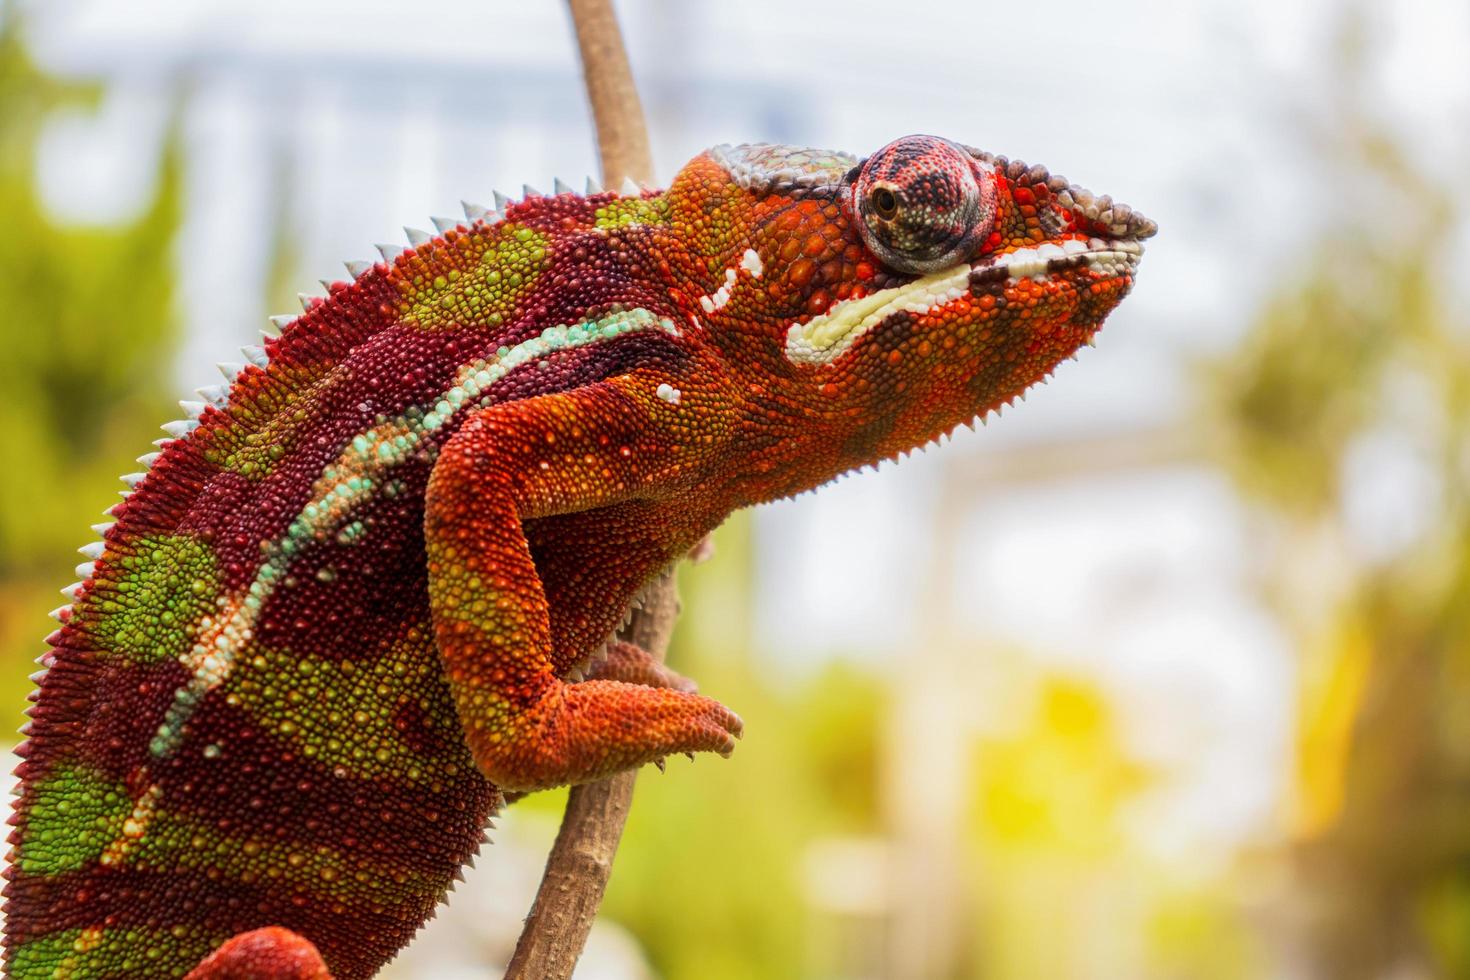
3;136;1154;977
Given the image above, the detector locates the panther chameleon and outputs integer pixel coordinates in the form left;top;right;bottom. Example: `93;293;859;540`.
4;135;1154;977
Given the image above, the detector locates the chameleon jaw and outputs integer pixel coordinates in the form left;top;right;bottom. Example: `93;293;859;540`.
783;237;1145;366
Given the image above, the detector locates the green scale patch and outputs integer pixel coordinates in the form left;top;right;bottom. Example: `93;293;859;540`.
593;195;668;230
399;224;552;330
219;630;468;785
13;763;132;877
87;535;221;666
126;805;434;913
203;362;331;482
9;925;229;980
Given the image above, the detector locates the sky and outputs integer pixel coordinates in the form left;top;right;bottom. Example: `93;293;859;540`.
17;0;1470;872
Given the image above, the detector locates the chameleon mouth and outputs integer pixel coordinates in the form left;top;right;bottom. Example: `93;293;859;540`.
967;237;1144;289
784;237;1145;366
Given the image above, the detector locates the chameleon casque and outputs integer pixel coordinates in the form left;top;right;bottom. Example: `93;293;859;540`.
3;135;1153;977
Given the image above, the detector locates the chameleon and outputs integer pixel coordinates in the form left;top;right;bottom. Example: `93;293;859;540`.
2;134;1154;978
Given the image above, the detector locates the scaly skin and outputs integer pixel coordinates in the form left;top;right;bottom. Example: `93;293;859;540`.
3;136;1154;977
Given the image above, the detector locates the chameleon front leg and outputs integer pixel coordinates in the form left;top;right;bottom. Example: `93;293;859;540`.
425;378;742;792
526;501;702;688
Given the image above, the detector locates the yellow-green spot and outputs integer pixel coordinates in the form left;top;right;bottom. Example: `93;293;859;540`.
221;634;468;783
593;196;668;230
15;763;132;876
11;925;228;977
405;224;552;330
91;535;219;665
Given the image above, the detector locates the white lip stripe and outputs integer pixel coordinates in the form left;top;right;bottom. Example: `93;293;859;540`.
783;239;1144;366
785;266;972;365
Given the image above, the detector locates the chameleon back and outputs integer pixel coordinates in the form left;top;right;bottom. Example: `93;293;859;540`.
4;134;1154;976
3;190;688;977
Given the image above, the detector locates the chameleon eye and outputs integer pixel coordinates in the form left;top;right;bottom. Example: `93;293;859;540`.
870;186;899;221
851;135;995;275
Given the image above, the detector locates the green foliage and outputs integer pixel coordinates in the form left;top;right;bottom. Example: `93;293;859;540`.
1206;255;1409;514
1145;886;1262;980
1204;12;1470;974
590;520;889;980
0;17;182;726
970;678;1151;858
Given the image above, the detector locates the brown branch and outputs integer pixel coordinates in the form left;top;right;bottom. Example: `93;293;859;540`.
503;574;680;979
503;3;667;978
564;0;654;187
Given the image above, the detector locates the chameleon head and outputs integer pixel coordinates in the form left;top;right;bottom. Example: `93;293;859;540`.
691;134;1156;479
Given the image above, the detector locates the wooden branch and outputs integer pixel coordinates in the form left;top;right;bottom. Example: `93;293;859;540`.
565;0;654;186
503;3;668;977
503;574;680;979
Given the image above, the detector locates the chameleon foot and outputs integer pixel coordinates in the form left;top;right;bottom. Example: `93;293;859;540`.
582;640;698;692
466;678;742;792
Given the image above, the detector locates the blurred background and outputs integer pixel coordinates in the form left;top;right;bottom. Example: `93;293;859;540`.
1;0;1468;977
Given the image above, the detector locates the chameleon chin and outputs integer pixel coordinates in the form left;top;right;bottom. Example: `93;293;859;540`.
5;134;1153;978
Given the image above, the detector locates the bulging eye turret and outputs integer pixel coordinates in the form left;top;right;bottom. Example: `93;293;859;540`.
850;135;995;275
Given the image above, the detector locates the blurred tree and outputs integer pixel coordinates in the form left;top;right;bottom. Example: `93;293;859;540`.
1207;6;1470;977
963;673;1165;980
973;679;1151;859
0;7;182;727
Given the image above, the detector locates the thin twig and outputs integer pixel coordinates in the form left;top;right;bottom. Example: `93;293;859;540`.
503;575;680;979
564;0;654;186
502;3;666;977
